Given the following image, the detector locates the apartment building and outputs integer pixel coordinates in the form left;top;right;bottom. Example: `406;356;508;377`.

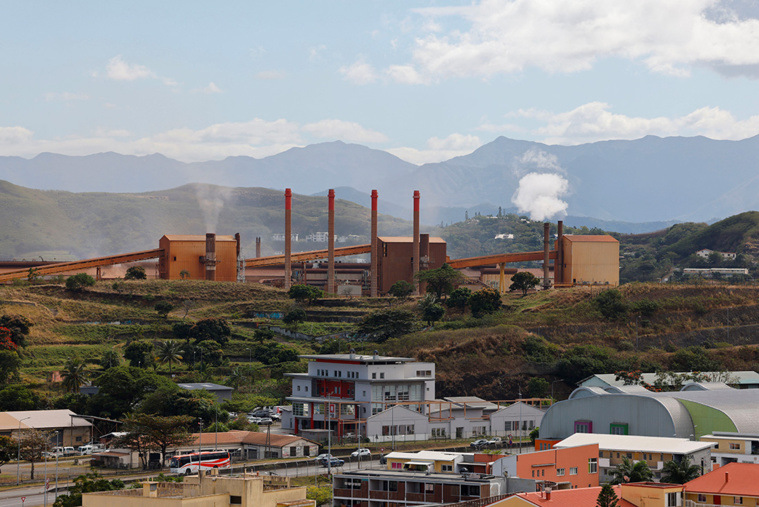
496;444;601;490
554;434;715;482
700;432;759;468
284;353;435;439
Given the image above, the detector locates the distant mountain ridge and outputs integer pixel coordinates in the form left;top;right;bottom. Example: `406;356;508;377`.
2;134;759;223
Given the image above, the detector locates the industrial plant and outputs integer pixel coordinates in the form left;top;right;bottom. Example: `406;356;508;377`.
0;189;619;293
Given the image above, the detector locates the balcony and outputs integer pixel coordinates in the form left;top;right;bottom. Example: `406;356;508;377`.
684;500;720;507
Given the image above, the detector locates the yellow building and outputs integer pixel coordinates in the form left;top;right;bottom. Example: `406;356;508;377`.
558;235;619;287
384;450;463;474
495;482;683;506
82;471;315;507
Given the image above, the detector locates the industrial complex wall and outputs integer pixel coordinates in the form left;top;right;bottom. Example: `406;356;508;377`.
159;235;238;282
561;236;619;286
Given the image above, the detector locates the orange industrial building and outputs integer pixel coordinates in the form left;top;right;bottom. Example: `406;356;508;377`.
0;189;619;292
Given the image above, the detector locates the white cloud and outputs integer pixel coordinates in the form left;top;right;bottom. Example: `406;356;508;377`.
197;82;223;94
105;55;155;81
0;126;34;145
387;133;482;164
386;0;759;81
309;44;326;61
101;55;177;86
43;92;89;102
339;60;378;85
385;64;428;84
529;102;759;144
255;70;287;80
302;120;388;143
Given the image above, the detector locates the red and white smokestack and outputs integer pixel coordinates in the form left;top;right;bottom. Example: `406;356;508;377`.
285;188;292;290
543;223;550;289
371;189;379;298
205;233;217;281
413;191;420;295
328;189;336;295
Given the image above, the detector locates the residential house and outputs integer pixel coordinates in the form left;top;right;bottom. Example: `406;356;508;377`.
682;462;759;506
700;432;759;468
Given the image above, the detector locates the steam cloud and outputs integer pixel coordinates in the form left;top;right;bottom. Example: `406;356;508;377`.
512;173;569;221
195;185;233;233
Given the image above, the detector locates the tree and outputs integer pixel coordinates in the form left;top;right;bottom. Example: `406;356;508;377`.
124;266;147;280
527;377;549;398
415;263;465;299
446;287;472;311
61;357;88;393
307;484;333;507
18;429;51;480
283;308;307;328
89;366;173;419
154;301;174;318
53;472;125;507
99;349;121;370
594;289;628;320
155;340;183;373
421;303;445;326
610;457;653;484
509;272;541;296
469;287;502;317
0;315;32;348
66;273;95;291
123;340;155;369
121;413;195;466
529;427;540;444
190;318;231;346
288;284;323;304
0;384;40;411
179;269;190;280
172;321;194;341
388;280;414;302
0;435;15;474
661;456;702;484
596;483;619;507
357;308;415;342
0;350;22;384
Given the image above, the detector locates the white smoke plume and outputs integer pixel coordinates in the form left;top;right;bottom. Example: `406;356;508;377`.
511;149;569;221
194;184;233;233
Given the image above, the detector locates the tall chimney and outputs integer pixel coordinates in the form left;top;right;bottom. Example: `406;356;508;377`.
205;233;216;281
413;191;420;295
328;189;336;295
371;190;379;297
285;188;292;290
556;221;564;284
255;237;261;258
543;223;550;289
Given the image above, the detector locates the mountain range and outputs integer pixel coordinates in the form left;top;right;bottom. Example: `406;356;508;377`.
1;134;758;227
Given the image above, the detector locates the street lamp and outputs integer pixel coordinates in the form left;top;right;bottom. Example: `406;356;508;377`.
16;416;30;485
55;431;60;500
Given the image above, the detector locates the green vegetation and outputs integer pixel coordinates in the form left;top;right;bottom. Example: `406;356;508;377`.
65;273;95;291
509;272;541;295
610;457;653;484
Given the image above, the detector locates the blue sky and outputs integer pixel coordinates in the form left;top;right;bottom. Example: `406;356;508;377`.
2;0;759;164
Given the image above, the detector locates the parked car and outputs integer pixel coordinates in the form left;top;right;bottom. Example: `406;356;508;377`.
470;439;489;448
79;444;104;455
350;448;371;458
487;437;502;445
321;457;344;468
258;417;273;425
314;453;333;463
50;446;77;457
247;416;262;424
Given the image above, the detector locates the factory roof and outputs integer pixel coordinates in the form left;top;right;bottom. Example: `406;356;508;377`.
563;235;618;243
555;433;716;454
177;382;233;392
161;235;236;242
0;410;92;431
578;371;759;388
298;353;420;364
377;236;446;243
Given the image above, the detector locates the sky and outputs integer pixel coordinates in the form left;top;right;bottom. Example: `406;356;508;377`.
2;0;759;165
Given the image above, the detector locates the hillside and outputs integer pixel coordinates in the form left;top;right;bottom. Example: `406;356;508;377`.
3;279;759;410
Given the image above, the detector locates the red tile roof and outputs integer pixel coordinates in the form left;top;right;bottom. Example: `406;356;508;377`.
516;486;635;506
683;462;759;497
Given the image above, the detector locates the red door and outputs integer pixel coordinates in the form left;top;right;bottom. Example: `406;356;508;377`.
713;495;721;505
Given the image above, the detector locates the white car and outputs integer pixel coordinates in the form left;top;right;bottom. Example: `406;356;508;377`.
314;453;333;463
350;448;371;458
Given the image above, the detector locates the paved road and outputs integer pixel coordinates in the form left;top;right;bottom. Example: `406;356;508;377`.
0;456;381;506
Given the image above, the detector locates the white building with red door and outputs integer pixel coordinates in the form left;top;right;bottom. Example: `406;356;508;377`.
283;352;436;439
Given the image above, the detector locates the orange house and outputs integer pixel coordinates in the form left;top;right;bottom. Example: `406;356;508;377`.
516;444;600;490
683;462;759;506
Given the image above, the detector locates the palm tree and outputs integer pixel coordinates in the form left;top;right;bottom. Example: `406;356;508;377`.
155;340;183;373
61;357;88;393
609;457;653;484
661;456;702;483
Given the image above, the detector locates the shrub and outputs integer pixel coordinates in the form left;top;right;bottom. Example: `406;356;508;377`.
124;266;147;280
66;273;95;291
593;289;628;320
469;288;502;318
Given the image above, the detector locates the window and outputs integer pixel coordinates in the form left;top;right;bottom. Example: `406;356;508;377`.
425;483;435;493
388;481;398;492
626;453;633;459
290;446;298;456
297;386;301;391
461;485;480;497
588;458;597;474
665;493;679;506
697;495;706;502
730;443;741;450
372;373;376;379
610;423;628;435
391;462;402;469
570;467;578;475
293;403;309;417
380;372;385;379
556;468;565;477
574;421;592;433
230;496;242;505
441;465;453;472
735;497;744;505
